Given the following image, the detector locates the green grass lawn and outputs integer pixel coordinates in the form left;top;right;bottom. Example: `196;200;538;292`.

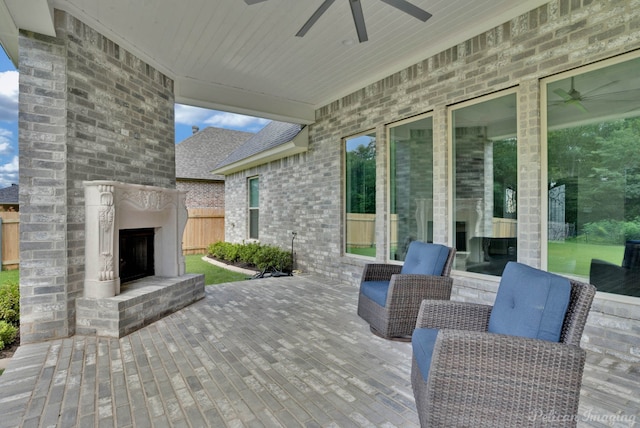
347;246;377;257
0;255;249;287
0;243;625;285
547;240;624;277
0;269;18;285
184;254;249;285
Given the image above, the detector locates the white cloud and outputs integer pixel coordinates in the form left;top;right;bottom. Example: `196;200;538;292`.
0;70;18;122
175;104;269;132
0;155;18;187
204;112;269;131
174;104;214;125
0;155;18;173
0;128;13;154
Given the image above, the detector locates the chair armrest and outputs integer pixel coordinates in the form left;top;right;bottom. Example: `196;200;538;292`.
388;274;453;303
361;263;402;282
423;330;586;426
415;300;492;331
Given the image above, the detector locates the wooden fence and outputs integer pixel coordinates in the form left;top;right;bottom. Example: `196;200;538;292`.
0;212;19;270
0;208;224;269
0;210;515;266
182;208;225;255
349;214;516;250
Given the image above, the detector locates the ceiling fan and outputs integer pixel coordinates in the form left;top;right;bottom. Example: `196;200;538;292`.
244;0;432;43
552;77;590;113
552;76;623;114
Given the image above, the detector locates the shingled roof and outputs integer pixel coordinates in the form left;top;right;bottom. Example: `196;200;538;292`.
213;121;307;174
176;127;254;181
0;184;18;204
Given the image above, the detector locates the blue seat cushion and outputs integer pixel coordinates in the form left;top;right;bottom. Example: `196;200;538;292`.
401;241;450;276
488;262;571;342
412;328;439;382
360;280;390;307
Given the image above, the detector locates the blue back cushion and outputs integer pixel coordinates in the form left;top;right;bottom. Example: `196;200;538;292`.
488;262;571;342
360;280;390;307
412;328;439;382
401;241;450;276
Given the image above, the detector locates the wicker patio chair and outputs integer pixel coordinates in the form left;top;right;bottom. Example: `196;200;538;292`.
590;239;640;297
357;241;455;340
411;261;596;427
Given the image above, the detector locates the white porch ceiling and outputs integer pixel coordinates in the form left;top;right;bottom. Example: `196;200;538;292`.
1;0;550;124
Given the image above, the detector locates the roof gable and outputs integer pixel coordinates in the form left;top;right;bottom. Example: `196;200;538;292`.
213;121;305;174
0;184;18;204
175;127;254;180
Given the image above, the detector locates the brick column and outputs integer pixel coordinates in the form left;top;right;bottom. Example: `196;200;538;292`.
18;10;176;344
18;31;70;343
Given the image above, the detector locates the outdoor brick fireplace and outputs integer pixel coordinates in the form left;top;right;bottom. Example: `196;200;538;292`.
77;181;205;337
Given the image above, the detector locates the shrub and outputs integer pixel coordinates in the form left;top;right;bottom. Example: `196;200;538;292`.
207;241;292;273
207;242;240;262
583;219;640;244
252;245;292;272
237;241;261;263
0;281;19;325
0;320;17;351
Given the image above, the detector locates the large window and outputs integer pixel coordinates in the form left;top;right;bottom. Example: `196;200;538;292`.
345;132;376;257
544;54;640;298
451;91;518;276
389;115;433;261
248;176;259;240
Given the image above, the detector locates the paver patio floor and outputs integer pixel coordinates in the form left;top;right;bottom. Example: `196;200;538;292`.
0;275;637;427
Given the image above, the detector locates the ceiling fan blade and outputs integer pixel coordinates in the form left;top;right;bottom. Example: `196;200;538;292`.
568;100;589;114
296;0;336;37
553;88;574;102
581;80;619;97
350;0;368;42
380;0;432;21
244;0;268;4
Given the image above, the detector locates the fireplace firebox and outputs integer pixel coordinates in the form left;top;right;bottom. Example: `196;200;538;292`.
120;228;155;283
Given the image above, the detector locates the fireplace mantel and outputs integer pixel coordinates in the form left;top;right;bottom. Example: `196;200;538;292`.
84;181;188;298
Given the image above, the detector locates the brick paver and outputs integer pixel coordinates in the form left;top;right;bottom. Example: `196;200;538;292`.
0;275;637;427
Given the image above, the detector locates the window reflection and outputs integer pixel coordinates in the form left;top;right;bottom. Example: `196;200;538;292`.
345;133;376;257
389;116;433;261
545;55;640;297
452;91;518;276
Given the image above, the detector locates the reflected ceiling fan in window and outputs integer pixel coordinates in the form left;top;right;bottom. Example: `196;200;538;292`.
551;76;621;114
244;0;432;43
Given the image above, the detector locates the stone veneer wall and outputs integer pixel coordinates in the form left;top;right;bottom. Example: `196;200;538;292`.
18;10;175;343
224;0;640;361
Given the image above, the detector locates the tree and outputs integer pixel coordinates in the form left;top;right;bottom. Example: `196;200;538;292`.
346;140;376;214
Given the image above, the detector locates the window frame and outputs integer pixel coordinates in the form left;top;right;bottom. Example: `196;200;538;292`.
540;50;640;277
386;112;435;264
248;176;259;240
447;87;520;276
343;130;377;259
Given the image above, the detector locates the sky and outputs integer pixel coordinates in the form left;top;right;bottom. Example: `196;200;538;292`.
0;47;269;189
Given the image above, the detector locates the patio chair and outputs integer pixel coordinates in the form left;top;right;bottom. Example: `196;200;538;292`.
589;239;640;297
411;261;596;427
357;241;455;340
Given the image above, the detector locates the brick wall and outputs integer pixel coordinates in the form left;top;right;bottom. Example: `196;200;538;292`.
177;179;225;209
18;10;175;343
224;0;640;361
